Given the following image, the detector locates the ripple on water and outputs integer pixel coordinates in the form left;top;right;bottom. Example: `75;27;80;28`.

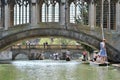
10;60;120;80
11;60;80;69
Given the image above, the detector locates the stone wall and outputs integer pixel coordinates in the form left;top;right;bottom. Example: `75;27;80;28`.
0;51;12;60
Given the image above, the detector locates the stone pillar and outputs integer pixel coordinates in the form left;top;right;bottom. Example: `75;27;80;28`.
101;0;104;39
75;4;77;24
39;2;42;22
67;3;70;24
88;0;96;30
37;3;40;23
0;6;4;29
59;0;66;25
4;3;10;30
116;0;120;31
65;0;69;28
59;0;69;29
10;5;14;27
31;0;39;25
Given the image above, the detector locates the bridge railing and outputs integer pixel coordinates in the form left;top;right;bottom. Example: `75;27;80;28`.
11;44;83;50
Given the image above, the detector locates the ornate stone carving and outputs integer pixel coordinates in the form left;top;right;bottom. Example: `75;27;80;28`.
15;0;30;6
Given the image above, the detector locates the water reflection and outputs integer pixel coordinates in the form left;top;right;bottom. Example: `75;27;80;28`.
0;60;120;80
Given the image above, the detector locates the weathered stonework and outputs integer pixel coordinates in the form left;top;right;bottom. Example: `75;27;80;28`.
0;23;120;62
12;48;81;60
0;51;12;60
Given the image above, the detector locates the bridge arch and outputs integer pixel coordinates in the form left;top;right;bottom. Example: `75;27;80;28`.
0;27;120;62
12;51;29;60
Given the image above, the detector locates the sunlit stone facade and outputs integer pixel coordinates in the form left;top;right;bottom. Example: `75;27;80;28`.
0;0;119;30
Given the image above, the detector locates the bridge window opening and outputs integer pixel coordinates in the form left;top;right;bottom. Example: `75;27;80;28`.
110;1;116;30
75;2;81;23
96;1;101;27
82;2;88;25
72;1;88;25
103;0;109;28
14;0;30;25
55;3;59;22
70;2;75;23
42;3;46;22
48;3;52;22
73;1;83;24
42;1;59;22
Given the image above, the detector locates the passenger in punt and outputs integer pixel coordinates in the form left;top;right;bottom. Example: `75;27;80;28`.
66;55;71;61
96;55;101;63
82;49;88;61
93;52;98;61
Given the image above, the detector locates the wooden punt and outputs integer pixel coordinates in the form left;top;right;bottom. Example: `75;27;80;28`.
89;61;110;66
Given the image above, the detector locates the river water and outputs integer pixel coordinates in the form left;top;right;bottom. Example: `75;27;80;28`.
0;60;120;80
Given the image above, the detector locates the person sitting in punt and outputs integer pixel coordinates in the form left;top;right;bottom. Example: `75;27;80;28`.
93;52;98;61
66;55;70;61
96;55;101;63
82;49;88;61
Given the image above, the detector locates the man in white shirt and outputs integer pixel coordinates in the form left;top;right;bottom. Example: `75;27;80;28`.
99;39;107;63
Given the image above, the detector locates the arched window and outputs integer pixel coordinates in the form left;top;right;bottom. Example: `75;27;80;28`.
70;2;75;23
42;1;59;22
76;3;80;21
55;3;59;22
42;3;46;22
14;0;30;25
103;0;109;28
96;0;101;27
48;3;52;22
71;1;88;24
110;1;116;30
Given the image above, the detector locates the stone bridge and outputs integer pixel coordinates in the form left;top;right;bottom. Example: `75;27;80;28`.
0;0;120;62
0;22;120;62
11;44;82;60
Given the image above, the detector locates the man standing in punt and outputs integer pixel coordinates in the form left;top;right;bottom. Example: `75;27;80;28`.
99;39;107;63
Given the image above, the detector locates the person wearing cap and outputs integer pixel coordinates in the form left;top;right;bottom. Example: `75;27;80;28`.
99;39;107;63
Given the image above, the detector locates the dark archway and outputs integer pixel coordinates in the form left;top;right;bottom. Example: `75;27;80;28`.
12;52;29;60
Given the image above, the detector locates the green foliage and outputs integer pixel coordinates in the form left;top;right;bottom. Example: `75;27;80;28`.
39;38;77;45
75;2;88;25
22;41;26;45
39;38;51;45
81;44;94;54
